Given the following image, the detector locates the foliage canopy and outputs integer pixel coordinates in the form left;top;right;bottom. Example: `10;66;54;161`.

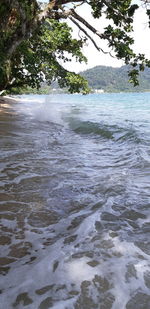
0;0;150;94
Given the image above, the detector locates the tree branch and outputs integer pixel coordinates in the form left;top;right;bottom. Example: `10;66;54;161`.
38;0;85;21
70;9;103;38
70;16;108;53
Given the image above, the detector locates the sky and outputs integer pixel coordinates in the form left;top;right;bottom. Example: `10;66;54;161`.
41;0;150;72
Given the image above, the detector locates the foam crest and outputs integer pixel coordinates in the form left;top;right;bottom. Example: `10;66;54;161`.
66;257;98;283
17;95;68;125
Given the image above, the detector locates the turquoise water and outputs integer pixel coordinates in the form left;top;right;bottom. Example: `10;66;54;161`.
0;93;150;308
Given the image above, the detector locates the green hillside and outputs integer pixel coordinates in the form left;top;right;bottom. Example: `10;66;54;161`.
80;66;150;93
10;65;150;94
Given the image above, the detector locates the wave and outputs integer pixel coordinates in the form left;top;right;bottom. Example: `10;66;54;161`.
70;120;114;139
69;119;141;143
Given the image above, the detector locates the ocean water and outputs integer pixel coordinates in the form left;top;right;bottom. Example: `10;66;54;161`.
0;93;150;309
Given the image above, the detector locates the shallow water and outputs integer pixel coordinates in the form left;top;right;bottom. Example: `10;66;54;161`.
0;93;150;309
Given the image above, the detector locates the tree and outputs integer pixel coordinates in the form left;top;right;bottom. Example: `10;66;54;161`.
0;0;150;94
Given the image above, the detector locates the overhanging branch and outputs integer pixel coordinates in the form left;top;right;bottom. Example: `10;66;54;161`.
70;16;108;54
70;9;103;39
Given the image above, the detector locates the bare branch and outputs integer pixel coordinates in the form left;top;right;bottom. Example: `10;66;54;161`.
70;9;102;38
70;16;108;54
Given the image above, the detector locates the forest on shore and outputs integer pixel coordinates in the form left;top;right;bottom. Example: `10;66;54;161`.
1;1;150;95
80;65;150;93
13;65;150;94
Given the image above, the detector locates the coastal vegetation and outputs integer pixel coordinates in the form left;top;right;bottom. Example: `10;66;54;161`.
11;65;150;95
81;65;150;93
1;0;150;94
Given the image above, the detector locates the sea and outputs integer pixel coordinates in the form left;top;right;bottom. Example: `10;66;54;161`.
0;92;150;309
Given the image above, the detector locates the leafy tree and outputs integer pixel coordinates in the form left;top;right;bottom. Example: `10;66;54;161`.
0;0;150;94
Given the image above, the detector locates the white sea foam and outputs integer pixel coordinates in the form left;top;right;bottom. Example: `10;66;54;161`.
66;257;99;283
1;93;150;309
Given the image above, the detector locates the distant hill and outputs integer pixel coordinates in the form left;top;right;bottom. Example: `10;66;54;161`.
80;65;150;93
12;65;150;95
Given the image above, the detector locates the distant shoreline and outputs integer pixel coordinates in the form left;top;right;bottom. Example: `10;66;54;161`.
1;91;150;108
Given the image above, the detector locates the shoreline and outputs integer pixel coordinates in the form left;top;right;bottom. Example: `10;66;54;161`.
1;90;150;107
0;96;21;113
0;95;19;105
